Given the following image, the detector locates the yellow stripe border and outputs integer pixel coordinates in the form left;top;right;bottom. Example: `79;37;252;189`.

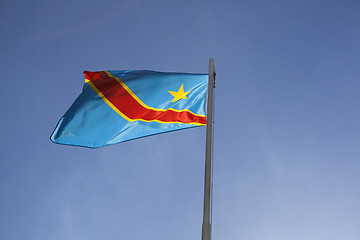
105;71;206;118
85;77;206;126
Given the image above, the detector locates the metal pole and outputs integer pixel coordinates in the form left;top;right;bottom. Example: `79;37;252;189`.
202;58;215;240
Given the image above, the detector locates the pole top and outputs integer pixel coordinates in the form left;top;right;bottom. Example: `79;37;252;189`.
209;58;216;87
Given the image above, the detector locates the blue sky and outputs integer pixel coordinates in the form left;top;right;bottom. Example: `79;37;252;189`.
1;0;360;239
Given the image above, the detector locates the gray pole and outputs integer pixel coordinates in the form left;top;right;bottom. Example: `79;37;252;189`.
202;58;215;240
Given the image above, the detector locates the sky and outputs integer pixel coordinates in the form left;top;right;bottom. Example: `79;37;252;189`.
1;0;360;239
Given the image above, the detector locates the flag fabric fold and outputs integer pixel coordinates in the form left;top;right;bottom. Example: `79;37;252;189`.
50;70;208;148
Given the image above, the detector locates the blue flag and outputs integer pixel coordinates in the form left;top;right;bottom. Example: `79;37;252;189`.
51;70;208;148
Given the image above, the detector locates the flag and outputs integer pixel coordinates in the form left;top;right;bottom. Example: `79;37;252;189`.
50;70;208;148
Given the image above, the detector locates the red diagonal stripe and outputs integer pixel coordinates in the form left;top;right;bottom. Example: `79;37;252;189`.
84;71;207;125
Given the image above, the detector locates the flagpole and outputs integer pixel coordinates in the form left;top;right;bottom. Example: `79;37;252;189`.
202;58;215;240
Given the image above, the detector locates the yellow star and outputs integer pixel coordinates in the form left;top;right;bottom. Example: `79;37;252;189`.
168;84;191;103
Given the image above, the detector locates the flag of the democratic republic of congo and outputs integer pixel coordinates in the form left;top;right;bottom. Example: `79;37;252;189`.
50;70;208;148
